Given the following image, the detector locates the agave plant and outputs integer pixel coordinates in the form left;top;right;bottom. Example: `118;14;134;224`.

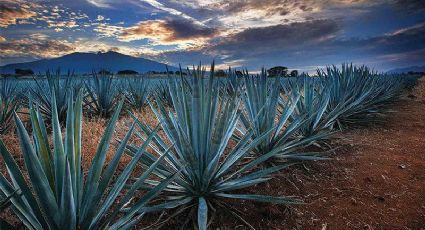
224;68;243;98
0;77;21;134
239;70;328;161
84;72;120;118
152;80;173;107
283;75;335;138
124;76;150;111
127;64;300;229
0;91;175;229
318;64;402;128
31;69;81;123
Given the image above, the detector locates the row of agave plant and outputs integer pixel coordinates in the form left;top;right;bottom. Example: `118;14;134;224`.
0;64;418;229
0;69;165;133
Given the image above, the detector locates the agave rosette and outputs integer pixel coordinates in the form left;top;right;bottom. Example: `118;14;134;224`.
318;64;403;128
127;64;300;229
238;70;328;162
84;72;120;118
0;91;175;229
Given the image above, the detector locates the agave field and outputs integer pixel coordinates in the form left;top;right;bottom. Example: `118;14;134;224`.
0;64;422;229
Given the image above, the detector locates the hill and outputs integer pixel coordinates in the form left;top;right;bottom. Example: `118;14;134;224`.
387;65;425;74
0;51;177;74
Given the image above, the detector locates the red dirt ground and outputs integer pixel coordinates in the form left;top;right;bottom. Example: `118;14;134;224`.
208;76;425;229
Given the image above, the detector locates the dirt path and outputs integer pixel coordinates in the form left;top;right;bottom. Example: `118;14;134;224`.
216;77;425;230
292;77;425;229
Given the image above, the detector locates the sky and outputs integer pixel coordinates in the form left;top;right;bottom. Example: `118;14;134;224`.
0;0;424;72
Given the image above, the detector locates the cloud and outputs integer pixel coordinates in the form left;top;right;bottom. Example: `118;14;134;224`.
119;18;217;44
210;20;340;59
392;0;425;13
73;40;163;58
36;3;90;29
92;18;218;49
86;0;112;8
154;19;340;67
96;15;105;21
0;38;75;61
0;4;37;28
29;33;49;40
138;0;203;24
158;20;425;71
172;0;380;30
94;23;125;38
0;34;164;65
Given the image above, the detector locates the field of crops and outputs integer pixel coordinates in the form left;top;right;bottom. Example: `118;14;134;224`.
0;64;422;229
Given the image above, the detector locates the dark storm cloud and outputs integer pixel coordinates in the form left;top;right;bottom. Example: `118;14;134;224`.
158;19;341;67
210;20;340;58
313;22;425;58
163;18;217;40
119;17;217;43
393;0;425;13
160;20;425;70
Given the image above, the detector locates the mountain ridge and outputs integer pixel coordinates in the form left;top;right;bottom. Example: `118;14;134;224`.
0;51;177;74
386;65;425;74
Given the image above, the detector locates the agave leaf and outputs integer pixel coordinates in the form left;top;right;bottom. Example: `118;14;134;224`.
51;90;66;201
14;113;60;228
0;147;46;229
29;105;55;190
60;159;76;229
198;197;208;230
80;99;123;221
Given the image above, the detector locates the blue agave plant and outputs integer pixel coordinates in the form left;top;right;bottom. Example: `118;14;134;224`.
0;90;176;229
126;64;301;229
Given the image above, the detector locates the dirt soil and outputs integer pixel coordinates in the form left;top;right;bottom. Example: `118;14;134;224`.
207;76;425;230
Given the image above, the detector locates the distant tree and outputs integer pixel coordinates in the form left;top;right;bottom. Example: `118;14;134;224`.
175;71;187;76
167;71;174;75
408;71;425;75
117;70;138;75
267;66;288;77
98;69;112;75
290;70;299;77
215;69;227;77
15;68;34;75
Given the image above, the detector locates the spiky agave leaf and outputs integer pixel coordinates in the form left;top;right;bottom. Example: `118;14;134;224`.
127;63;301;230
0;77;21;134
318;64;403;129
283;75;335;138
0;90;176;230
124;76;150;111
30;69;82;123
152;80;174;107
84;71;120;118
239;70;328;162
224;68;243;98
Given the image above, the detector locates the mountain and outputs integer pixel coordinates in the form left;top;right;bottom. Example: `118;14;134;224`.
386;65;425;74
0;51;177;74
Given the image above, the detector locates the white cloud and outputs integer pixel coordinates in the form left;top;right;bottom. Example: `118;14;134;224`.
96;15;105;21
86;0;112;8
